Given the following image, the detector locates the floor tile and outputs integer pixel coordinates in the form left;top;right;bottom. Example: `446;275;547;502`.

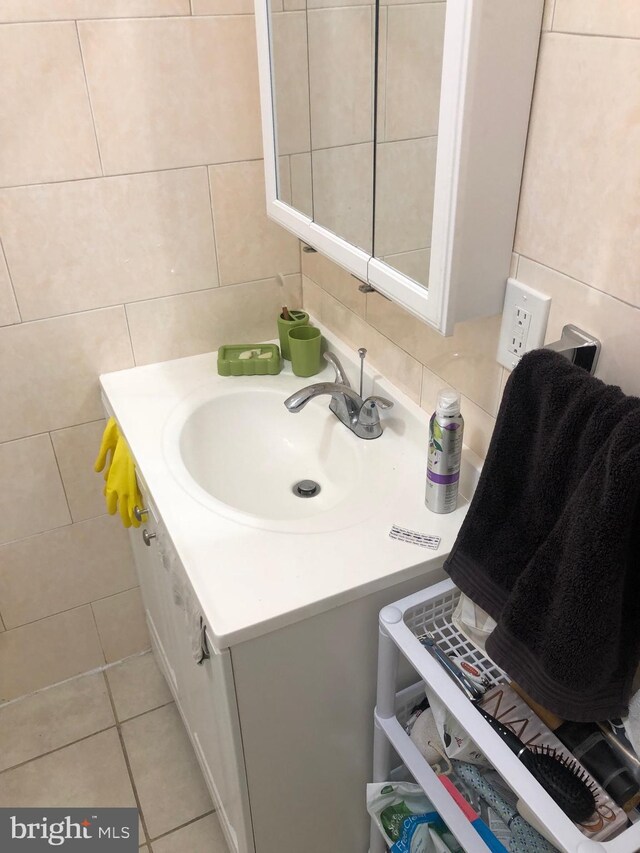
0;673;114;772
106;653;173;723
92;588;150;663
122;704;212;839
0;729;137;809
151;813;226;853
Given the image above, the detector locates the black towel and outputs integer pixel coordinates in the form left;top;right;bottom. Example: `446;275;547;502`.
444;349;640;721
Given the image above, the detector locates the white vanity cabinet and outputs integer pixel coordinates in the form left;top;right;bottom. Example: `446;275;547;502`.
100;341;478;853
128;497;254;853
128;499;443;853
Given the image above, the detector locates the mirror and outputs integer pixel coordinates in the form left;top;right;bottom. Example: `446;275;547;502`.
257;0;543;334
269;8;313;219
373;2;446;289
269;0;376;254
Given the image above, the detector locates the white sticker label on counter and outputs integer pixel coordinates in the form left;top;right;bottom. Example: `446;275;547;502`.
389;525;441;549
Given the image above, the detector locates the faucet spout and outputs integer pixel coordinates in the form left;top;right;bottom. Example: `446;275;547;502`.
284;382;362;414
283;348;394;439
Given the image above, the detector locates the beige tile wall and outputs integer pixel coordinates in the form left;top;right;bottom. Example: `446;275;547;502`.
0;6;301;700
304;8;640;458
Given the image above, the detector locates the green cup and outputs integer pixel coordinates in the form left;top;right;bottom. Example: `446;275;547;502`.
277;310;309;360
288;326;322;377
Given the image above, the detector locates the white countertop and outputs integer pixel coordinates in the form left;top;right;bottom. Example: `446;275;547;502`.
100;325;478;651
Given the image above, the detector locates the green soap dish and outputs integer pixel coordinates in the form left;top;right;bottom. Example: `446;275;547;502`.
217;344;281;376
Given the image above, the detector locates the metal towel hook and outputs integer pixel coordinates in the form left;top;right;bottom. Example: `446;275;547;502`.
545;324;601;375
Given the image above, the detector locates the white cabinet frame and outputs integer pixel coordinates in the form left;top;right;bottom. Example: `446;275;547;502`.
255;0;542;335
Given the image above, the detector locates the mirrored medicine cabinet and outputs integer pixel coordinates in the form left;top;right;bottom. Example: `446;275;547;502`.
255;0;543;335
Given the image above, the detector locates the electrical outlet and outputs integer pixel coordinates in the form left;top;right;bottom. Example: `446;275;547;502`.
497;278;551;370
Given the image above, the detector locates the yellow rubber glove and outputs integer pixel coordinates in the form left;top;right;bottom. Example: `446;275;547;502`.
103;438;143;528
123;447;143;529
94;417;120;482
104;439;131;526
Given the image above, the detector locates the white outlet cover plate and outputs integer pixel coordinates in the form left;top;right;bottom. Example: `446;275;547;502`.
497;277;551;371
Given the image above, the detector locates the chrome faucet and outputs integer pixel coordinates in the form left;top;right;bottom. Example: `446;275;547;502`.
284;350;394;439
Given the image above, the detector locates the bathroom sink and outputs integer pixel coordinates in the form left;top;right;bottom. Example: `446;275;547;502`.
162;383;405;533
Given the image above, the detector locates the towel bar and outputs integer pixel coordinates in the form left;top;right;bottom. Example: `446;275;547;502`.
545;324;601;375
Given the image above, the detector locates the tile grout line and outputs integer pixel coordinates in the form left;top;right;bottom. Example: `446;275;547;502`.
147;808;216;845
102;672;153;849
0;650;152;710
0;723;118;776
0;14;194;26
0;585;144;634
0;694;175;776
0;510;106;549
546;26;640;41
89;598;109;668
104;682;216;848
205;167;223;288
122;301;138;367
286;154;293;207
0;273;300;332
0;158;265;192
47;432;74;523
0;419;107;453
517;253;640;311
74;21;104;177
0;235;22;324
119;700;175;727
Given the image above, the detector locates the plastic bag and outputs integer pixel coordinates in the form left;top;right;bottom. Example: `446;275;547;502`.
425;685;490;767
367;783;434;846
391;814;464;853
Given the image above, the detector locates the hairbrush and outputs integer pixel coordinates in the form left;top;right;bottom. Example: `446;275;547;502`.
477;706;597;822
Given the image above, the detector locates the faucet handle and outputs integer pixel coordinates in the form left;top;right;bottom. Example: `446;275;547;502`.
356;395;394;438
362;395;393;410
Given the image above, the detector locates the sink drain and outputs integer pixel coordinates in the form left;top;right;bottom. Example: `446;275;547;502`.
293;479;321;498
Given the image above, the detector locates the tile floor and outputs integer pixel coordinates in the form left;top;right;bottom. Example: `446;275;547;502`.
0;651;229;851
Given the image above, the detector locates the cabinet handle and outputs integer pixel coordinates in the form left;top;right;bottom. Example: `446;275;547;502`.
197;622;211;665
142;529;156;547
134;505;149;521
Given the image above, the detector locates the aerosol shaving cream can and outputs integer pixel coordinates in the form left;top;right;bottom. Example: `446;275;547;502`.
425;389;464;514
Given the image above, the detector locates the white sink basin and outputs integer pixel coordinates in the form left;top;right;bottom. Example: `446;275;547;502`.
163;383;406;533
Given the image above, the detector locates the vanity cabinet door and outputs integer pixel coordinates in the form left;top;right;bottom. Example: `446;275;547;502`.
128;518;179;693
186;640;254;853
129;511;253;852
158;557;253;853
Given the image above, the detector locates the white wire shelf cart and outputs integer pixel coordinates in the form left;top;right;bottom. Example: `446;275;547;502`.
370;577;640;853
